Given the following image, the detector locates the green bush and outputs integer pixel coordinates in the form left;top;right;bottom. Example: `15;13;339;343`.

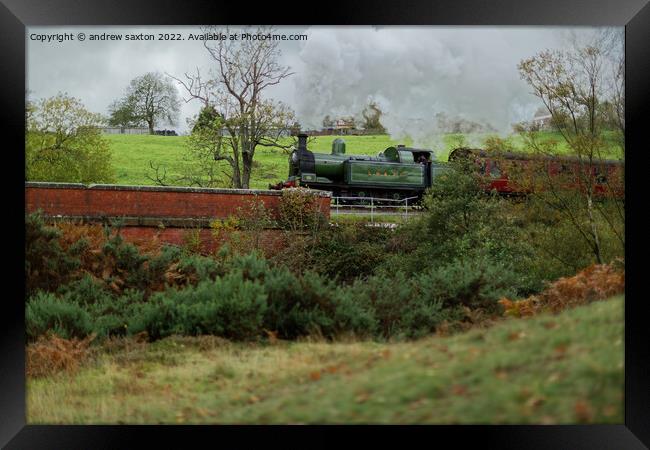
228;251;272;282
88;289;144;338
25;212;81;297
377;165;540;297
310;224;391;283
346;272;451;340
330;290;378;339
57;274;114;306
130;273;267;341
276;188;328;232
225;251;377;339
262;268;336;339
416;257;518;312
177;253;225;283
26;291;93;341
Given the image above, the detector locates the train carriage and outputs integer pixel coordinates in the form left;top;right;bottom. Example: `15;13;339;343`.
448;147;625;199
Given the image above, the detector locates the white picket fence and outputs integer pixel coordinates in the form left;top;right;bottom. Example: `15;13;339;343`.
330;196;420;222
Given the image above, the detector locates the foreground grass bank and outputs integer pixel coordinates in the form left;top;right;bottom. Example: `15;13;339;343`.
27;295;623;424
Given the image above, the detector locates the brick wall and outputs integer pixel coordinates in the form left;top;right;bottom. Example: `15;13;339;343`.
25;182;330;220
25;182;330;253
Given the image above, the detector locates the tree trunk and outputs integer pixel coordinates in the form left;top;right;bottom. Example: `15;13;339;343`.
586;195;603;264
148;120;154;135
241;153;252;189
242;166;251;189
231;158;242;188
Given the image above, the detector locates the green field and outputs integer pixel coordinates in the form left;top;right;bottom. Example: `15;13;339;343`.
108;134;423;189
106;132;622;191
27;295;623;424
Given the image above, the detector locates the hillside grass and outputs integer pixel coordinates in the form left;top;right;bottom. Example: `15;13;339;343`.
27;295;623;424
107;131;623;190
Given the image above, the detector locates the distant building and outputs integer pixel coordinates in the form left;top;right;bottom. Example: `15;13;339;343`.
334;118;355;130
532;108;553;130
320;117;357;135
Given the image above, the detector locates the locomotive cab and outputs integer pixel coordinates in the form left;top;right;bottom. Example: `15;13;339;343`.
412;151;432;164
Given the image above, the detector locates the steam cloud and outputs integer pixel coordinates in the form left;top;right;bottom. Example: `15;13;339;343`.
292;26;606;151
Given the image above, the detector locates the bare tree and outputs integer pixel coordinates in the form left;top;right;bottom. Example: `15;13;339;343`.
112;72;181;134
361;101;386;133
517;30;624;265
169;26;296;189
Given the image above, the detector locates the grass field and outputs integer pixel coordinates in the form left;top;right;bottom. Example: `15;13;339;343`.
106;131;623;191
27;295;623;424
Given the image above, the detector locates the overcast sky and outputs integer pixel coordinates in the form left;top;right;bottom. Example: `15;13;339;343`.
26;26;622;143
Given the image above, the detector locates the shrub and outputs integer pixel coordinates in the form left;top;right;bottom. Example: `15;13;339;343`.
145;245;183;290
102;233;148;275
26;292;93;341
346;273;449;340
88;289;145;338
519;197;625;286
276;188;328;232
210;216;240;242
262;268;337;339
416;257;518;312
25;212;81;297
377;166;539;296
228;251;271;282
310;224;391;283
130;273;267;341
182;228;203;254
330;290;378;339
57;274;115;306
175;253;225;284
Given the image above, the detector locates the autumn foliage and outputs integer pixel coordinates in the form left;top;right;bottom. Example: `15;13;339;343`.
27;333;95;378
499;261;624;317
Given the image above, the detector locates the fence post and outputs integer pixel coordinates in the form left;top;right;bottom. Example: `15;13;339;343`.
405;197;409;220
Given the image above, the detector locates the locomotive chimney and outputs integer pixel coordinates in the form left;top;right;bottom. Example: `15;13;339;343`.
298;133;308;151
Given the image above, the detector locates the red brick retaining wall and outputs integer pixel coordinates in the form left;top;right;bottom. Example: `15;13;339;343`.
25;182;330;254
25;182;330;220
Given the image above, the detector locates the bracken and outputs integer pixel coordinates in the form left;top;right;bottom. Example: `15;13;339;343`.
26;332;96;378
499;260;624;317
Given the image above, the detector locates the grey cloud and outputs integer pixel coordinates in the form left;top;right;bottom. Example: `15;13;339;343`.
27;25;621;143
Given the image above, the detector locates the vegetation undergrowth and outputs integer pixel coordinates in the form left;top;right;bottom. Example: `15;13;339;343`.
25;162;624;375
27;295;624;424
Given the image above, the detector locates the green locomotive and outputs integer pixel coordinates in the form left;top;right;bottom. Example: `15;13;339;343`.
271;133;449;200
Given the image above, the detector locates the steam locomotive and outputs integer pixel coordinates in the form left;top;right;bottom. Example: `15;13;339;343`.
270;133;624;200
269;133;449;200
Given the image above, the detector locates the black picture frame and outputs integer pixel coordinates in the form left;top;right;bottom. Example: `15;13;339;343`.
1;0;648;447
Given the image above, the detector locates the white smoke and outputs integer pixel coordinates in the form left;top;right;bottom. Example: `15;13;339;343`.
293;26;614;150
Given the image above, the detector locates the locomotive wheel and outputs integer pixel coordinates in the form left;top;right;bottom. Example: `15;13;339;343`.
355;191;370;205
